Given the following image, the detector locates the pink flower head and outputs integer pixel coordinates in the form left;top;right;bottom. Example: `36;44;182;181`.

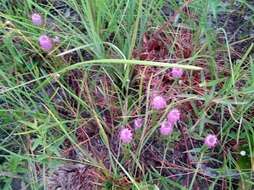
151;95;167;110
159;120;173;136
167;108;180;124
204;134;218;148
171;67;183;78
119;128;133;144
31;13;43;26
39;35;53;52
134;118;143;129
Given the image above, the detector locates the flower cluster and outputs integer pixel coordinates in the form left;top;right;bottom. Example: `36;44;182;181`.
167;108;181;124
32;9;218;149
119;128;133;144
159;108;181;136
31;13;43;26
134;118;143;129
204;134;218;148
171;68;183;78
159;121;173;135
39;35;53;52
30;13;60;52
151;95;167;110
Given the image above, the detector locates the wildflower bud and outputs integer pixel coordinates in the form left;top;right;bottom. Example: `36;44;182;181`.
171;68;183;78
119;128;133;144
39;35;53;52
167;108;180;124
151;95;167;110
159;120;173;136
31;13;43;26
53;36;60;44
204;134;218;148
134;118;143;129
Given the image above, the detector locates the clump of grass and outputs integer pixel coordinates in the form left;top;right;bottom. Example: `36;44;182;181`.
0;0;254;190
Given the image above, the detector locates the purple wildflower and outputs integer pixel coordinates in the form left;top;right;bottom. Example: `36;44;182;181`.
119;128;133;144
159;120;173;136
31;13;43;26
167;108;180;124
39;35;53;52
151;95;167;110
134;118;143;129
171;67;183;78
204;134;218;148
